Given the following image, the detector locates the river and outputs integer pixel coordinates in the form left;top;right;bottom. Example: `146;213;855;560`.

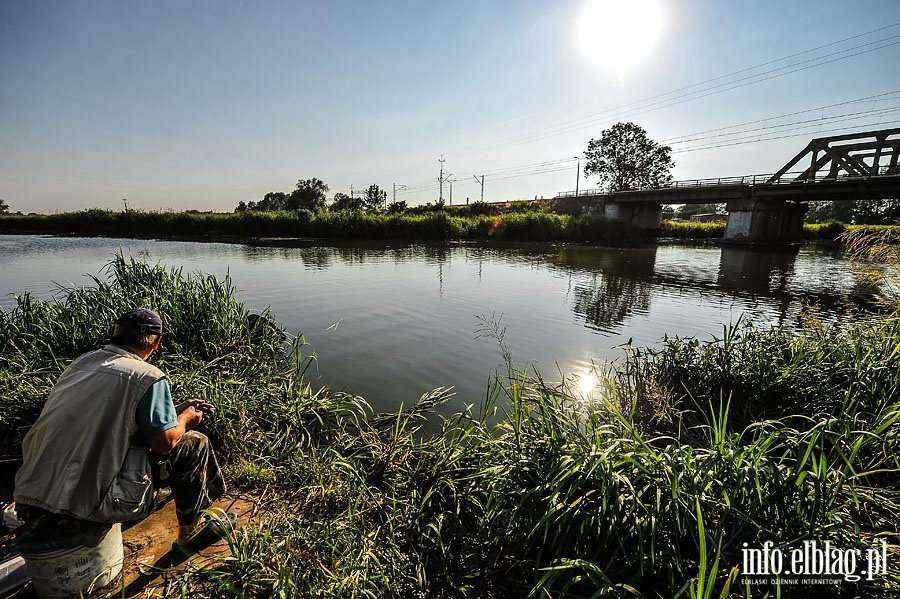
0;234;875;418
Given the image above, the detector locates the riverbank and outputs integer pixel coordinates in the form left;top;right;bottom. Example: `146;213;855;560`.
2;255;899;597
1;208;885;246
0;208;646;245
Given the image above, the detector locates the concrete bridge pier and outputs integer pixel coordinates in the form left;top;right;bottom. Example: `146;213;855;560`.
604;202;662;230
723;199;806;245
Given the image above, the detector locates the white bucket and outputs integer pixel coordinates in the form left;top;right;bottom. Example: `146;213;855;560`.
22;523;123;598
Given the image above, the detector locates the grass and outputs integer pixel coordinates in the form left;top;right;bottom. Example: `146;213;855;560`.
0;208;647;245
803;220;847;241
4;209;900;248
661;220;726;239
2;255;900;597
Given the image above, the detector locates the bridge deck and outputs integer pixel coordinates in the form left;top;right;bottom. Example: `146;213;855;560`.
557;172;900;204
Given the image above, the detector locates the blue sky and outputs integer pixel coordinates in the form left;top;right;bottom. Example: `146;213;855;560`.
2;0;899;213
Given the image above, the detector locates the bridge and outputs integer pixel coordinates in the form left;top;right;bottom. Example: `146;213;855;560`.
556;128;900;244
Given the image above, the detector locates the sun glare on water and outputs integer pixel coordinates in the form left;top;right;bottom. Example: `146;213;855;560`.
571;367;612;403
577;0;666;77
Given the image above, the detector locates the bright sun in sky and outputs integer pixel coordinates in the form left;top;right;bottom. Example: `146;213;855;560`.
577;0;666;76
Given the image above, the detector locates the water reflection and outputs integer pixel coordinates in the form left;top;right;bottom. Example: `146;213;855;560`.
234;239;878;335
717;247;798;327
541;243;877;334
571;274;653;333
239;239;452;270
717;246;798;294
545;246;656;334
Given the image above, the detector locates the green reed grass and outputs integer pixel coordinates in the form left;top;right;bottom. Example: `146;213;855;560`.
660;220;726;239
803;219;846;241
2;256;899;597
0;208;647;245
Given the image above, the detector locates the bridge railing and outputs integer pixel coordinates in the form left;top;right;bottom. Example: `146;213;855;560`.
556;170;900;197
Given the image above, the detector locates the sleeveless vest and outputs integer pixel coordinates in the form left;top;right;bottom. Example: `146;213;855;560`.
15;345;164;521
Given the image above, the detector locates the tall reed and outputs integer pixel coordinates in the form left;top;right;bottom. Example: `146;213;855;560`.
0;209;649;245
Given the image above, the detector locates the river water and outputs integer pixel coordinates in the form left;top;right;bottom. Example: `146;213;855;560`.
0;234;874;417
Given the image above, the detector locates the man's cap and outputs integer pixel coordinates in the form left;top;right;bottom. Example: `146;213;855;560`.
116;308;163;335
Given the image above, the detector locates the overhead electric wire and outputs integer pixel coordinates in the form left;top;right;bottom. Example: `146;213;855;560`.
395;98;900;198
388;25;900;202
666;105;900;146
441;26;900;161
674;119;900;154
467;21;900;154
459;30;900;155
660;90;900;144
462;37;900;156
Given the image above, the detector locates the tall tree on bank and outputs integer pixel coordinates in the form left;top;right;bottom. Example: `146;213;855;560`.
289;178;329;212
583;122;674;192
363;184;387;211
0;199;9;214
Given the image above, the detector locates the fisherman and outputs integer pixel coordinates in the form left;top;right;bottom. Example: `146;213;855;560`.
14;308;233;553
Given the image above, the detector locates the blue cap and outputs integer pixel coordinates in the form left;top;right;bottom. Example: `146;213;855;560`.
116;308;163;335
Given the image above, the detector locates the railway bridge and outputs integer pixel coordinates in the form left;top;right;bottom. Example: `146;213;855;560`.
556;128;900;244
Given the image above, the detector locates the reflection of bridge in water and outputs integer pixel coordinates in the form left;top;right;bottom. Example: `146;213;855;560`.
556;128;900;245
543;245;878;334
238;239;878;338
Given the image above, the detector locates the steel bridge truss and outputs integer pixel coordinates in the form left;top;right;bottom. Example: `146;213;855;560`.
767;127;900;184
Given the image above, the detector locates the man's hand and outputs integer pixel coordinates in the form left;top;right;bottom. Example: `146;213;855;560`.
180;405;204;430
176;399;215;418
148;404;208;455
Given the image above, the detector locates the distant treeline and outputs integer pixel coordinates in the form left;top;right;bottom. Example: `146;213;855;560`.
0;207;648;244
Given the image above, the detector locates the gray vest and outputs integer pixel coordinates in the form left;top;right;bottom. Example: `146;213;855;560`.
14;345;164;521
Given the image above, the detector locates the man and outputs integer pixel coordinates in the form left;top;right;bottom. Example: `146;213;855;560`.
14;308;232;551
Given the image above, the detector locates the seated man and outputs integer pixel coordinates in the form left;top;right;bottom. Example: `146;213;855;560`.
14;308;232;552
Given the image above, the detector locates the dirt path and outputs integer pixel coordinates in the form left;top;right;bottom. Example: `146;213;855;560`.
102;493;261;598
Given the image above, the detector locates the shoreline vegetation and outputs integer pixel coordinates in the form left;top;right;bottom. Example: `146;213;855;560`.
2;248;900;597
0;205;889;245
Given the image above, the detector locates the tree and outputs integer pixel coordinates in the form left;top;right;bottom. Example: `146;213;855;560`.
261;191;288;211
583;122;674;192
804;199;900;225
363;184;387;211
288;178;328;212
387;200;407;214
0;199;9;215
330;192;363;212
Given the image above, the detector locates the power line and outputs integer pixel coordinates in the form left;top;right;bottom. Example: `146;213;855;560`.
396;116;900;199
660;90;900;144
674;118;900;154
667;105;900;146
450;30;900;157
393;92;900;201
386;21;900;204
388;24;900;202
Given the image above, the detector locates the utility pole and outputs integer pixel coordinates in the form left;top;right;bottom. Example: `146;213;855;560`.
393;183;407;203
350;185;354;199
574;156;581;196
447;178;454;205
122;198;128;213
438;154;446;202
472;175;484;202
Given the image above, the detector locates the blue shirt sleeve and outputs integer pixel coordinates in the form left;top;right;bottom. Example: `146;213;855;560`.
136;378;178;435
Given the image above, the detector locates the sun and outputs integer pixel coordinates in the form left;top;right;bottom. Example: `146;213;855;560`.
576;0;666;76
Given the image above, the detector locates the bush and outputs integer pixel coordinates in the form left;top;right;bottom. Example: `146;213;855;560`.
660;219;725;239
803;219;846;241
